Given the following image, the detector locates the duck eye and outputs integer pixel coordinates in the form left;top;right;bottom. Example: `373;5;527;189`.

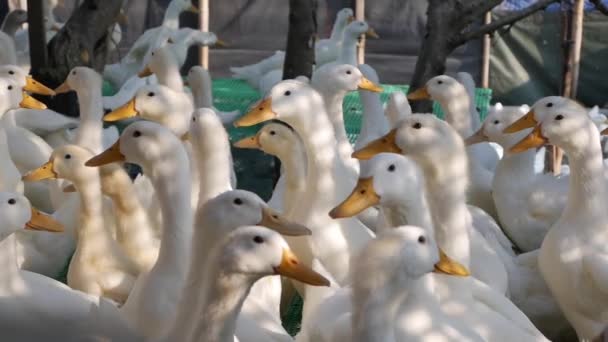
346;70;352;75
418;236;426;244
253;235;264;244
7;198;16;205
233;198;243;205
493;120;500;125
269;130;276;135
192;116;196;122
8;70;14;75
151;52;155;56
359;22;364;26
284;90;291;96
147;92;155;97
64;154;71;159
412;122;422;129
388;164;395;172
546;102;553;108
437;80;443;85
555;114;564;121
476;107;481;112
7;85;12;90
72;71;76;76
133;130;142;138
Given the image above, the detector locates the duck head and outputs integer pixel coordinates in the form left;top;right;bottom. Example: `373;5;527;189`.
0;192;63;240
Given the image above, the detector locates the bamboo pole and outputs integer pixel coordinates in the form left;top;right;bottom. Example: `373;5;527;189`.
199;0;209;68
481;11;492;88
355;0;365;64
570;0;585;98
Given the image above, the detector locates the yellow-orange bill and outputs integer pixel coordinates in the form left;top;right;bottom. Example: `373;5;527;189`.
234;98;276;127
85;141;125;167
352;129;401;160
329;177;380;219
25;207;64;232
274;249;330;286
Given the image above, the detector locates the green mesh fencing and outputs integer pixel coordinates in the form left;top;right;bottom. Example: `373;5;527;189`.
209;79;493;143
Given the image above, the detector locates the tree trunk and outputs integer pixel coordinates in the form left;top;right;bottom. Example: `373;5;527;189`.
410;0;455;112
282;0;317;79
31;0;123;117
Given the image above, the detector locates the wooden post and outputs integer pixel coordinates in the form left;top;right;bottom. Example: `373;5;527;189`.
27;0;48;71
481;11;492;88
570;0;584;98
199;0;209;68
355;0;365;64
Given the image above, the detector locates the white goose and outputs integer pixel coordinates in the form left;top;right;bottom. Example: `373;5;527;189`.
0;191;141;341
86;120;193;338
353;114;549;341
508;99;608;341
235;79;374;285
408;75;499;220
22;145;139;303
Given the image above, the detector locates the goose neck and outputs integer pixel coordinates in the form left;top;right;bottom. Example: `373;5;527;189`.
0;234;22;291
74;88;104;154
339;35;358;65
422;156;471;269
563;137;607;221
440;97;473;138
191;271;254;342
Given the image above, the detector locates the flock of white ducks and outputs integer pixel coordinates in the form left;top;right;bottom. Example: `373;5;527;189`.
1;2;608;341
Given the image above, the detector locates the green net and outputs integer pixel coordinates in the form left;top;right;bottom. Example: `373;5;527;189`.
208;79;493;143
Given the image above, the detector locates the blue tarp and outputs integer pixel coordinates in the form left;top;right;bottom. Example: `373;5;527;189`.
497;0;608;11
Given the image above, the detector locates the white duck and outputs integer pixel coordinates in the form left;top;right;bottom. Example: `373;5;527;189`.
0;30;17;65
169;28;218;67
230;50;285;89
353;115;549;341
86;120;193;338
310;62;382;174
235;79;374;285
22;145;139;303
408;75;499;220
1;9;27;38
234;122;306;216
187;66;241;126
334;20;378;66
0;126;22;193
315;8;354;66
0;191;142;341
353;226;482;342
509;99;608;341
466;104;568;252
139;44;186;92
184;225;329;342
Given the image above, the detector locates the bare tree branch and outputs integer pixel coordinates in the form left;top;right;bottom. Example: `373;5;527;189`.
589;0;608;15
456;0;558;44
464;0;502;22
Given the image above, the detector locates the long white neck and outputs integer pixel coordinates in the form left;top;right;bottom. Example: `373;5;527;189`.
157;64;184;92
355;90;389;149
74;174;116;254
191;270;255;342
0;233;24;291
275;143;307;216
162;2;183;30
195;133;233;207
439;94;473;138
422;154;471;270
0;126;22;193
339;34;358;65
147;153;192;277
383;192;434;234
329;17;347;42
562;128;608;225
74;86;104;154
320;91;357;171
196;71;213;108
